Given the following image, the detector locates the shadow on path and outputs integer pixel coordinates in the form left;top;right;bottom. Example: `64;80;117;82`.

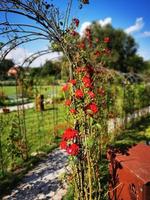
3;149;68;200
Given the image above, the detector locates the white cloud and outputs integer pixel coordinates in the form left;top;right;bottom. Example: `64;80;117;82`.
6;47;31;65
80;17;112;36
30;52;62;67
125;17;144;34
6;47;62;67
98;17;112;27
142;31;150;37
80;21;92;36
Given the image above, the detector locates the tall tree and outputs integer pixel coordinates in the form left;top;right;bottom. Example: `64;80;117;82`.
88;22;145;72
40;60;61;77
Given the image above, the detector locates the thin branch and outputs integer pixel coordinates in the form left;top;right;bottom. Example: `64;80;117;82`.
21;49;52;66
0;29;49;38
0;37;48;60
64;0;73;30
0;9;49;31
0;33;48;50
0;22;50;35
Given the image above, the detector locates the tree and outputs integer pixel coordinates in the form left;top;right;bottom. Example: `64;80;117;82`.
0;59;14;80
40;60;61;77
87;22;145;73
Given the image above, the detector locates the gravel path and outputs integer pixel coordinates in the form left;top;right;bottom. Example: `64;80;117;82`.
2;149;68;200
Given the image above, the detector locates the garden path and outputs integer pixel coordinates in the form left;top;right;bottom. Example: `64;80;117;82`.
2;149;68;200
0;102;34;113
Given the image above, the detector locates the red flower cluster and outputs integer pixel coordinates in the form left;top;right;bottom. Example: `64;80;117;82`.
82;76;92;88
69;79;76;85
71;30;79;37
78;41;86;50
75;89;84;99
95;38;99;42
94;50;101;57
86;103;98;114
88;91;95;98
63;128;78;140
70;108;76;114
85;28;91;40
67;143;79;156
104;37;110;43
60;141;67;149
62;84;69;92
73;18;79;27
76;67;87;73
76;65;94;74
65;99;72;106
60;128;79;156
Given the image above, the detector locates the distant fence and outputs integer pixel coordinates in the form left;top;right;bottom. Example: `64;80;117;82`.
1;77;150;179
0;84;68;178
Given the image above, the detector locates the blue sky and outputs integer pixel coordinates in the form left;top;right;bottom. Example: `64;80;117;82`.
0;0;150;66
75;0;150;60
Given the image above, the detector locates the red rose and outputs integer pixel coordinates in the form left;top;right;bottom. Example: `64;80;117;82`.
78;42;85;49
75;89;84;99
65;99;72;106
60;141;67;150
70;108;76;114
67;143;79;156
63;128;78;140
104;37;110;43
76;67;87;73
85;28;91;38
88;91;95;98
95;38;99;42
94;50;101;57
82;76;92;88
86;103;98;114
69;79;76;85
71;30;79;37
73;18;79;27
62;84;69;92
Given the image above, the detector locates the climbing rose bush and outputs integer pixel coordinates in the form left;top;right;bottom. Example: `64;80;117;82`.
59;15;113;199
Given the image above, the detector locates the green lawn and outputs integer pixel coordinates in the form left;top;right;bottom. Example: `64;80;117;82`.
0;85;63;107
1;86;16;97
0;103;70;177
112;116;150;148
1;85;62;97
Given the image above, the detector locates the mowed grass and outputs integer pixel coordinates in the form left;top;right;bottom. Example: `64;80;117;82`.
112;115;150;148
1;86;16;97
1;85;62;97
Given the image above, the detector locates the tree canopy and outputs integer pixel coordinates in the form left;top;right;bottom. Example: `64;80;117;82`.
87;22;146;73
30;60;61;78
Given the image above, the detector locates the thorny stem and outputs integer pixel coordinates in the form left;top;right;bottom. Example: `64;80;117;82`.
87;149;92;200
60;42;73;80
